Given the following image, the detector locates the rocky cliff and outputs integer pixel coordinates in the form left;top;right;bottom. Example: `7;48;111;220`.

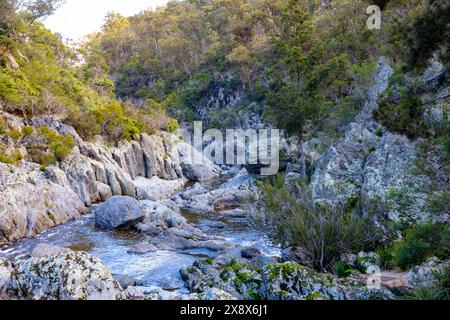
310;57;449;225
0;115;220;244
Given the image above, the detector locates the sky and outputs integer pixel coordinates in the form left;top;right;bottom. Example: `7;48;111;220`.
44;0;170;42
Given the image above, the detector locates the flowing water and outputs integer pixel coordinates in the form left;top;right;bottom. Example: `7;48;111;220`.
0;175;280;294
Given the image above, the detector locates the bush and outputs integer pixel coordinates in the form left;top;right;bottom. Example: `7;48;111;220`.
393;223;450;270
0;149;23;164
377;247;395;270
0;154;14;164
374;94;427;139
253;175;380;270
4;128;23;141
165;118;180;133
334;261;354;278
27;127;75;165
22;125;33;136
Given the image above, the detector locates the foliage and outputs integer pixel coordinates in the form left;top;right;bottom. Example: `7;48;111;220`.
165;118;180;133
334;261;354;278
253;175;382;270
38;126;74;161
0;4;168;145
391;0;450;71
393;223;450;270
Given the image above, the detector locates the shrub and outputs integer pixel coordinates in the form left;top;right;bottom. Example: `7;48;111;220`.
0;149;23;164
334;261;353;278
22;125;33;136
374;94;427;140
5;128;23;141
393;223;450;270
28;127;75;165
0;154;13;164
375;128;383;137
165;118;180;133
253;175;380;270
38;127;75;161
377;247;395;270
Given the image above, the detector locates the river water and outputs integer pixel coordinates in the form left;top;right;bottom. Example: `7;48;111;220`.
0;175;280;294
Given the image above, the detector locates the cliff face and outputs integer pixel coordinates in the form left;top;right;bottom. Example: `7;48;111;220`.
0;116;219;244
310;57;449;224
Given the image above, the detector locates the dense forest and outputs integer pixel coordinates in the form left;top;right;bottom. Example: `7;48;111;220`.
0;0;449;301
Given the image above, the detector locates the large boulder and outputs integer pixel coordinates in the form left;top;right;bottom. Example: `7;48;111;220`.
182;163;220;182
10;251;126;300
94;196;144;229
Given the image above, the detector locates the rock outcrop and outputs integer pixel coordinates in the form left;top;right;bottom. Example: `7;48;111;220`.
181;258;395;301
0;162;88;243
0;114;222;244
3;251;126;300
310;57;447;224
0;257;14;299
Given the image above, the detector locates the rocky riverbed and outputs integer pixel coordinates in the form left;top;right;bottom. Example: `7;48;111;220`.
0;169;284;300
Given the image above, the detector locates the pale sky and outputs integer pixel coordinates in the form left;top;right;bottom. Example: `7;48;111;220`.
44;0;170;42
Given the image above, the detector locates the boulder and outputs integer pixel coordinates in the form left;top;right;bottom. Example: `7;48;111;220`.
406;257;450;288
31;243;71;258
241;247;262;260
113;274;139;289
137;200;188;231
10;251;126;300
94;196;144;230
182;163;220;182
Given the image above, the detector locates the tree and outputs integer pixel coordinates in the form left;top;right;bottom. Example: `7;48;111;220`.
18;0;65;21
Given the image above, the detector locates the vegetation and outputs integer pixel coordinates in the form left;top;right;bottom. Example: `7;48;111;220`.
253;175;383;270
0;0;178;145
392;223;449;271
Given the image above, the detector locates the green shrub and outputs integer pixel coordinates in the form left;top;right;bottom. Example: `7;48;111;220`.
254;175;380;270
5;128;23;141
165;118;180;133
38;127;75;161
374;94;427;139
393;223;450;270
377;247;395;270
22;125;33;137
0;72;24;105
0;154;13;164
368;146;376;153
28;127;75;165
375;128;383;137
0;150;22;164
334;261;353;278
